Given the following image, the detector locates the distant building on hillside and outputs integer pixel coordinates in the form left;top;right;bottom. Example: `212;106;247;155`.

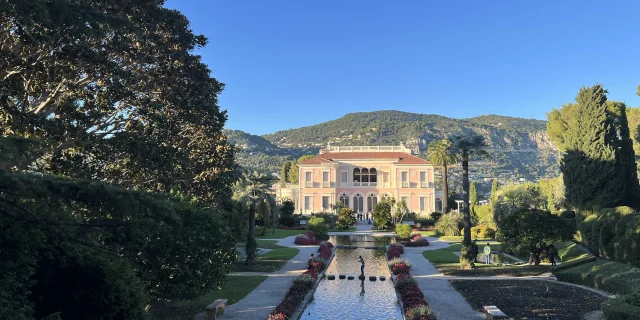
285;144;442;215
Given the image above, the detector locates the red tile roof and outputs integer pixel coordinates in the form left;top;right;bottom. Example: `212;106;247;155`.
299;152;430;165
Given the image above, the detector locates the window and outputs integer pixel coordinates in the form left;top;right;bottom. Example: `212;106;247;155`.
369;168;377;183
322;171;329;187
420;197;426;212
381;193;391;202
341;171;348;184
339;193;350;207
305;196;312;211
322;196;330;210
353;168;361;182
353;194;363;212
305;171;312;187
361;168;369;183
420;172;427;187
383;172;389;183
367;194;378;212
401;171;408;188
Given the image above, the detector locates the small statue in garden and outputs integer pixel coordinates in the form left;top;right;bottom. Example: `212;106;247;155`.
358;255;365;275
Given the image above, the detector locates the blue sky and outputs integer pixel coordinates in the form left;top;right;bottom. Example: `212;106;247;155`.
165;0;640;135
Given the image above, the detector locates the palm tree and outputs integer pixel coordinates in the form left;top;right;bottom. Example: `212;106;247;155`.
449;133;489;246
427;139;460;214
233;170;275;265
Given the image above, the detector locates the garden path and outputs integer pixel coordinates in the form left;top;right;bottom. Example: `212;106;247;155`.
403;240;486;320
196;243;316;320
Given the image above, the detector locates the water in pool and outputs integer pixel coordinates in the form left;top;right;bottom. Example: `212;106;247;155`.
300;242;403;320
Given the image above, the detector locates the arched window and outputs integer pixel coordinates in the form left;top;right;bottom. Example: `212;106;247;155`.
367;194;378;212
353;168;361;182
361;168;369;183
339;193;350;208
353;194;363;213
369;168;377;183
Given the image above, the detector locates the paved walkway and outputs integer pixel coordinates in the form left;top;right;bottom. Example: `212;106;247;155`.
196;245;317;320
403;240;486;320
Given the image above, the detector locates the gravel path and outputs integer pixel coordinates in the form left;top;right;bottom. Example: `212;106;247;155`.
404;240;485;320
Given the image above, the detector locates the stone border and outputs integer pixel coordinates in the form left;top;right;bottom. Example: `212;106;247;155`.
289;248;336;320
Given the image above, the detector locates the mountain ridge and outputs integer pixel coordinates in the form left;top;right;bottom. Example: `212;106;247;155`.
225;110;560;183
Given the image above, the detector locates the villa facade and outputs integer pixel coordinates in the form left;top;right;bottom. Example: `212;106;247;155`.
293;145;440;215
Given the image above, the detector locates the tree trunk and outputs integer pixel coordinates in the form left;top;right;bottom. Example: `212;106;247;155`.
442;164;449;214
246;204;257;265
462;155;471;245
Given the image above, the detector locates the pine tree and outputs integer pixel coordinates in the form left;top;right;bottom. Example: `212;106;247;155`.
490;179;499;204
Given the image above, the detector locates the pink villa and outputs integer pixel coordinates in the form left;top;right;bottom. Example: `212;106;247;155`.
293;145;442;215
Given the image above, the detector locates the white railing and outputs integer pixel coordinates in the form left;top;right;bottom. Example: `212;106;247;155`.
320;145;411;154
305;182;313;188
337;182;390;188
401;182;409;188
322;182;330;188
420;182;428;188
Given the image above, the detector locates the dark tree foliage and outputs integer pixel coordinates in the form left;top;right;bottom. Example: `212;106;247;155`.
0;0;236;204
548;85;640;210
497;209;575;265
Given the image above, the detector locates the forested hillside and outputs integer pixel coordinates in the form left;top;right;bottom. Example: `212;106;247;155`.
229;111;560;184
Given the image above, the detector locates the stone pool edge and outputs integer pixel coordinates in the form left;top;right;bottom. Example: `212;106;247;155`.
289;248;337;320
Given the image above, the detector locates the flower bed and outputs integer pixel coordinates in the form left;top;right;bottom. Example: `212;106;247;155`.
388;245;435;319
402;236;430;247
387;244;404;259
268;241;334;320
294;232;321;245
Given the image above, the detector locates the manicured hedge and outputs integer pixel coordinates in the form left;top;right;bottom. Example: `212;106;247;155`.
555;260;640;295
602;295;640;320
551;256;597;273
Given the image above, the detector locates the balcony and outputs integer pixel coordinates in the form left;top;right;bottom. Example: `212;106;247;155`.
338;182;389;188
401;182;409;188
420;182;429;188
322;181;330;188
305;182;313;188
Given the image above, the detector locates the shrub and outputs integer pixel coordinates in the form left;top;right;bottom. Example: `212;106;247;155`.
373;201;393;230
395;224;412;239
279;215;296;228
388;257;412;268
391;263;411;275
307;217;328;240
602;295;640;320
435;214;462;236
555;260;640;295
294;232;320;245
459;243;475;270
429;211;442;221
293;274;315;289
406;305;435;320
389;243;405;254
461;225;496;239
387;245;403;259
410;232;422;240
395;275;417;291
336;208;356;230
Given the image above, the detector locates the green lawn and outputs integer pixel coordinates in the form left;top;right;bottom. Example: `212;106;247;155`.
237;240;282;250
423;250;459;264
257;229;307;239
235;246;300;272
150;275;267;320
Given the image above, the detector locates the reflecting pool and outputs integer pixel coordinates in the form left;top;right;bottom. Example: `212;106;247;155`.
300;236;402;320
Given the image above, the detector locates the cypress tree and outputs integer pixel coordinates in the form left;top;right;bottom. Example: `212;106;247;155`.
490;179;499;204
607;101;640;207
280;161;292;184
470;181;478;208
548;85;624;210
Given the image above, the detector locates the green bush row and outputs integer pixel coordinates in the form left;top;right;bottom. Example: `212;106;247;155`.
602;295;640;320
550;256;597;273
555;260;640;295
577;206;640;268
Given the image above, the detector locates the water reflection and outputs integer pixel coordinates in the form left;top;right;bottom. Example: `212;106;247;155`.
300;246;402;320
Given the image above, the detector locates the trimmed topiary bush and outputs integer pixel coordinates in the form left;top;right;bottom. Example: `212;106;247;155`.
307;217;329;240
602;294;640;320
395;224;412;240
